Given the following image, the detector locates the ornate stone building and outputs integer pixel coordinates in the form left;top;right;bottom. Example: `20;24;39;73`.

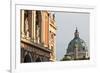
20;10;56;63
48;12;56;61
62;28;89;61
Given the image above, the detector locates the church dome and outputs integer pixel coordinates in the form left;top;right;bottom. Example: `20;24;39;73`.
67;27;87;53
61;27;89;61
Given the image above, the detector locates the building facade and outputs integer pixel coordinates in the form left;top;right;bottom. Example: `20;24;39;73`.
62;28;89;61
48;12;56;61
20;10;56;63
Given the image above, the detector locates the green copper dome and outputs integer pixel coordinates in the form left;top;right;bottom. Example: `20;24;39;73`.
67;28;87;53
67;37;87;53
61;27;89;61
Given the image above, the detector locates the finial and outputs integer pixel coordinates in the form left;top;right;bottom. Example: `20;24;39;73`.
75;26;78;32
76;27;77;30
74;25;79;38
74;24;77;31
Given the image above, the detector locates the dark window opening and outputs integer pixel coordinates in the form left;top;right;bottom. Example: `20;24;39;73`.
24;54;32;63
35;57;41;62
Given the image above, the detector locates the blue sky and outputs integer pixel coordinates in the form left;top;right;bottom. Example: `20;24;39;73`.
54;12;89;61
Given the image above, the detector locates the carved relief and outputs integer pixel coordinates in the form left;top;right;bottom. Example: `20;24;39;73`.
25;17;30;38
21;10;56;63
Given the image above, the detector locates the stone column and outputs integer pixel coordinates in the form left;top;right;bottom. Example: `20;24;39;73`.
53;34;56;61
32;11;34;42
74;45;78;60
33;11;36;43
41;12;45;45
21;10;25;38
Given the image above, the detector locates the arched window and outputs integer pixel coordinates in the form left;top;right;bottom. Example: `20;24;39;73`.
24;53;32;63
35;57;41;62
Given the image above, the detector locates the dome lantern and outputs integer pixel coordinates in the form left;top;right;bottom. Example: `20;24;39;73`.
74;27;79;38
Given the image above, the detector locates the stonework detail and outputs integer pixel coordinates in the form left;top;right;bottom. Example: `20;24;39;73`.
20;10;56;63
